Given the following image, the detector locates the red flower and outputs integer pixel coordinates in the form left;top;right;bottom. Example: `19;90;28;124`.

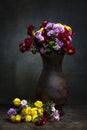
64;28;71;36
24;37;33;51
66;46;76;55
24;37;32;45
40;21;49;28
64;27;74;37
59;110;64;117
58;31;70;43
27;24;34;36
42;29;50;43
65;40;71;46
19;42;26;53
35;115;48;126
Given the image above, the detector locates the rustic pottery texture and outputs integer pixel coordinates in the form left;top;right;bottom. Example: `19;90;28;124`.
36;53;68;110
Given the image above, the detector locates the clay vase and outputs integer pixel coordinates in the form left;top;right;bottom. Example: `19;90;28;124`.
36;53;68;110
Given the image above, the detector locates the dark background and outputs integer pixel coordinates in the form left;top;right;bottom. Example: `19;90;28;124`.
0;0;87;105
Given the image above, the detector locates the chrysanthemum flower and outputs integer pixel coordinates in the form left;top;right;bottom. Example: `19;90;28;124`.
10;115;16;122
19;42;26;53
27;24;34;36
21;99;28;107
38;108;44;116
34;100;43;108
25;107;32;115
15;114;21;122
32;114;38;122
31;108;38;116
13;98;21;106
25;115;32;122
19;21;76;55
7;108;17;117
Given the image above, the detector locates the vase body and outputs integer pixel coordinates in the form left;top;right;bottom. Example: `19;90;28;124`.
36;53;68;110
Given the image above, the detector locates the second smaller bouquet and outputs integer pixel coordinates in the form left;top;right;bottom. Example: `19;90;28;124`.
7;98;62;125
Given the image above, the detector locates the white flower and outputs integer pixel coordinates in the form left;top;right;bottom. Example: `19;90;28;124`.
51;110;60;121
21;99;28;107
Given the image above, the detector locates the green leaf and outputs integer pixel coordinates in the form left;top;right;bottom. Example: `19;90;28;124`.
53;45;58;49
45;48;52;53
49;41;55;45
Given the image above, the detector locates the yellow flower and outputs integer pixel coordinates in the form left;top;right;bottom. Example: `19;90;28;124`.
25;107;32;115
34;100;43;108
13;98;21;106
57;23;63;26
38;108;44;116
40;27;44;32
15;114;21;122
68;49;73;53
21;108;27;115
32;31;36;36
44;20;48;23
64;25;72;32
32;114;38;122
11;115;16;122
31;108;37;116
25;115;32;122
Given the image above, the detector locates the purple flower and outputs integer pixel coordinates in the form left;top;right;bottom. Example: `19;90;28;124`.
47;30;54;36
53;24;64;36
53;24;64;32
7;108;17;117
35;31;44;42
55;38;64;49
45;22;53;31
35;31;41;36
40;47;45;54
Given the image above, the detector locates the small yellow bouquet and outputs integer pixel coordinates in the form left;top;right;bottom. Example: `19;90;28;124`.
7;98;61;125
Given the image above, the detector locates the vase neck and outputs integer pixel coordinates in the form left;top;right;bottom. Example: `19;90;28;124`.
41;53;64;73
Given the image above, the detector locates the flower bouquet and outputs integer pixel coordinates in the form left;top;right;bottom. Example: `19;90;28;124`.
19;20;76;55
7;98;62;125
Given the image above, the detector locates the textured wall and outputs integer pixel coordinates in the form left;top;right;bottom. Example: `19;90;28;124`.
0;0;87;104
